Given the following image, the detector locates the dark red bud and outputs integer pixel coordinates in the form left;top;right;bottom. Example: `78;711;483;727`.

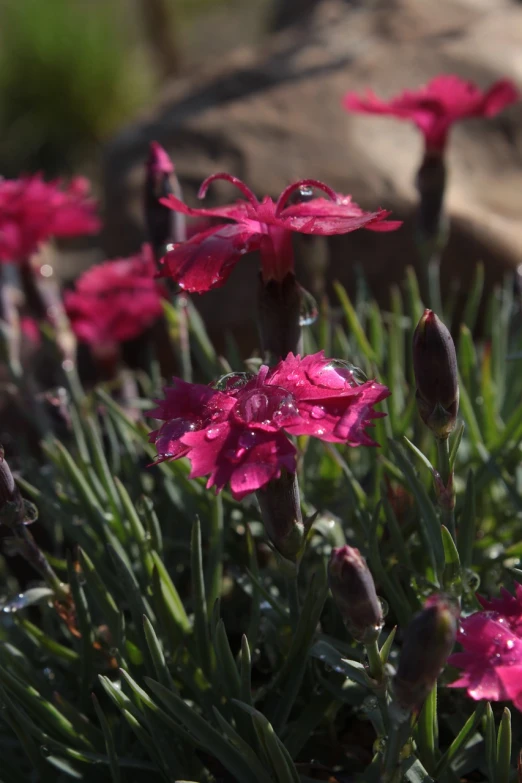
394;595;458;711
144;141;184;262
256;470;305;562
328;545;383;643
413;309;459;439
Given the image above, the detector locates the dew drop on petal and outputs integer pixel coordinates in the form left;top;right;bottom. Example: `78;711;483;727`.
311;405;325;419
205;427;223;441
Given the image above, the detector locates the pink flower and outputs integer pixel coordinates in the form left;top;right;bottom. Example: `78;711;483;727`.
158;173;401;293
343;75;519;152
0;175;100;263
148;351;390;499
448;584;522;710
64;244;165;348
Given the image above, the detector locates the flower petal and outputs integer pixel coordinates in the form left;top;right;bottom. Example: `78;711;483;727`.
159;223;261;292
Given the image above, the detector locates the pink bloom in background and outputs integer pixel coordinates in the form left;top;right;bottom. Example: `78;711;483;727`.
148;351;390;499
0;175;100;263
343;75;519;152
64;244;165;349
158;172;401;293
448;584;522;710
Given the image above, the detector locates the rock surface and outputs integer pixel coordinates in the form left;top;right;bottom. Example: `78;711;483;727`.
102;0;522;343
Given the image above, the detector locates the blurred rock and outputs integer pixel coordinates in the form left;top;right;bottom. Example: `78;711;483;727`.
102;0;522;346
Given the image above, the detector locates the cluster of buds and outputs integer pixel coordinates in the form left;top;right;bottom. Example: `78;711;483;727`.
413;309;459;439
328;545;383;643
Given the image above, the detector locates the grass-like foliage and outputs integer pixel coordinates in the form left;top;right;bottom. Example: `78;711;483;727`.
0;262;521;782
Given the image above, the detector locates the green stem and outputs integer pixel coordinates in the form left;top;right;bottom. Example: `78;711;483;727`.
436;438;456;541
382;709;412;782
417;685;437;773
15;521;68;601
286;575;300;630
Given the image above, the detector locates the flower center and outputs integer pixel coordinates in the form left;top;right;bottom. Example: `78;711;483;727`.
234;386;297;426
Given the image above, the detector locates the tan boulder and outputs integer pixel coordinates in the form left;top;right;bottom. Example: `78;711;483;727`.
102;0;522;343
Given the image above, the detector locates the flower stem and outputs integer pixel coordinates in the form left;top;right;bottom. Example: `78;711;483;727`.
417;685;437;773
286;574;300;630
436;437;456;541
14;520;68;602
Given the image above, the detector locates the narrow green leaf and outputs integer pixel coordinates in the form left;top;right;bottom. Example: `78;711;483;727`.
191;518;212;678
240;635;253;706
434;701;487;777
233;701;300;783
114;476;154;574
449;423;465;471
206;493;224;612
457;471;476;570
245;524;262;649
145;678;263;783
15;617;79;664
441;526;462;597
92;695;121;783
140;495;163;556
496;707;511;783
388;440;444;578
67;552;94;708
85;416;125;539
334;280;377;362
417;685;437;773
151;551;191;634
379;627;397;665
214;619;241;699
143;615;173;691
462;263;484;332
212;709;273;783
484;702;496;782
78;548;122;650
309;640;369;688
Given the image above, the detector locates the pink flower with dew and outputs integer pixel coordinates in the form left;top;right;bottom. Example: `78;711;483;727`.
148;351;390;500
158;173;401;293
343;75;519;152
448;584;522;711
64;244;165;350
0;175;100;263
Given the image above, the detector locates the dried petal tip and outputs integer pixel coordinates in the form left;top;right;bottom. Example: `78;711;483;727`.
413;309;459;439
394;595;458;712
328;545;383;643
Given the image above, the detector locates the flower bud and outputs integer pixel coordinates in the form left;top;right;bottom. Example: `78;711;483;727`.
394;595;458;712
256;470;305;562
413;309;459;439
144;141;185;262
328;546;383;643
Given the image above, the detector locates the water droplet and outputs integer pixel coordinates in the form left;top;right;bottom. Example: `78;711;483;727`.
326;359;368;385
298;286;318;326
212;372;255;392
238;430;257;449
234;387;296;426
379;597;389;617
40;746;51;758
225;447;246;463
155;418;199;454
311;405;325;419
316;428;325;435
205;427;223;441
505;639;515;651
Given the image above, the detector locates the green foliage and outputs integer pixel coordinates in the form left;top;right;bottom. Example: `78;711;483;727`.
0;267;521;781
0;0;152;175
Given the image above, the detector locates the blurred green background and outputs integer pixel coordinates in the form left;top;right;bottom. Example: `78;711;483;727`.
0;0;275;178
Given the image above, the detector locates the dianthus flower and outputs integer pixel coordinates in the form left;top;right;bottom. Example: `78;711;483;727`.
158;173;401;293
148;351;390;499
64;244;165;349
0;175;100;263
343;75;519;153
448;585;522;710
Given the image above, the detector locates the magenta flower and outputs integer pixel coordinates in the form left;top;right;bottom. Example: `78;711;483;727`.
64;244;165;349
448;585;522;710
148;351;390;499
0;175;100;263
158;173;401;293
343;75;519;152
